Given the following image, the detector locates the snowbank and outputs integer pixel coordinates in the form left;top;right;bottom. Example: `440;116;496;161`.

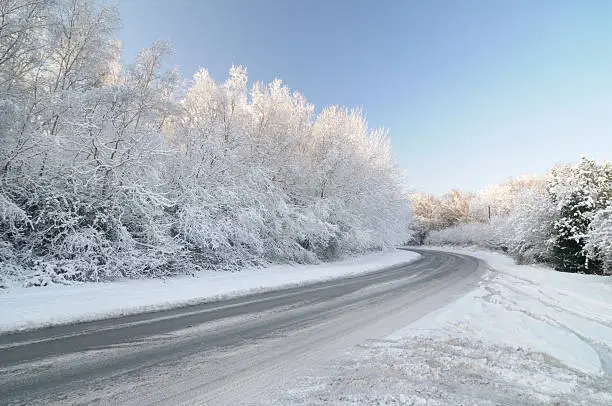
283;247;612;405
0;249;420;333
393;247;612;375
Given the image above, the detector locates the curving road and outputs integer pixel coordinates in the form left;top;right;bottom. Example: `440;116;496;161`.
0;249;485;405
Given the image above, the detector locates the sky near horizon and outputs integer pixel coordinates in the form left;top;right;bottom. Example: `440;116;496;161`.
116;0;612;194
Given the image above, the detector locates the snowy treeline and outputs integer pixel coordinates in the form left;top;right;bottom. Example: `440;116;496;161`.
417;158;612;274
0;0;411;286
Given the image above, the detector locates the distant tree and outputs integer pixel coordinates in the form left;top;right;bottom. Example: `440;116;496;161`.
423;158;612;273
409;190;473;232
469;176;543;222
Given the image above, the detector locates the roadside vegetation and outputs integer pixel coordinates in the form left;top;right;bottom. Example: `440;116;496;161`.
0;0;411;287
411;157;612;275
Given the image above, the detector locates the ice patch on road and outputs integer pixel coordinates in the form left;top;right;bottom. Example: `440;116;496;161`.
0;249;420;333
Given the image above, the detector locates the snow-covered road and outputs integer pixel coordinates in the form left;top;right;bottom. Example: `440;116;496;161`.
0;249;484;405
283;247;612;405
5;248;605;405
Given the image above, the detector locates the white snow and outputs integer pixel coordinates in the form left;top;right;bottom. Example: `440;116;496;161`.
0;249;420;333
282;247;612;405
392;247;612;376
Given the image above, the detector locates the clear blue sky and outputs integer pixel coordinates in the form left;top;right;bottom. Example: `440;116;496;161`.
116;0;612;194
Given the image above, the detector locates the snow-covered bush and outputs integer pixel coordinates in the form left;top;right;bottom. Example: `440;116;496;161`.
426;182;555;264
426;158;612;273
0;0;412;286
498;186;556;264
585;205;612;275
409;190;473;232
173;174;330;269
548;158;612;273
426;221;501;249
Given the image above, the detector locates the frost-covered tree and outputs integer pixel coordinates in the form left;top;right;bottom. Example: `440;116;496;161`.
408;193;440;243
469;176;542;222
426;183;556;263
548;158;612;273
409;190;473;233
501;185;556;263
425;157;612;274
0;0;413;287
170;69;411;266
585;205;612;275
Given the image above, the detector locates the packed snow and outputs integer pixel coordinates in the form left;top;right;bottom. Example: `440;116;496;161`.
281;247;612;405
0;249;420;333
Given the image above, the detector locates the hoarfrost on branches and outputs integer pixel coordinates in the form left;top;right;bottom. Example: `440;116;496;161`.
422;158;612;274
0;0;412;286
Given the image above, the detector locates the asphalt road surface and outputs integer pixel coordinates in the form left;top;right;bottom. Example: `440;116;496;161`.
0;248;486;405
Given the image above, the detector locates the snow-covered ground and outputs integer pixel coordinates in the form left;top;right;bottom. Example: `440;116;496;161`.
282;247;612;405
0;249;420;333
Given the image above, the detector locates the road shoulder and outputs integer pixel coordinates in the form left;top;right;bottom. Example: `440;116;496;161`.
0;249;420;333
